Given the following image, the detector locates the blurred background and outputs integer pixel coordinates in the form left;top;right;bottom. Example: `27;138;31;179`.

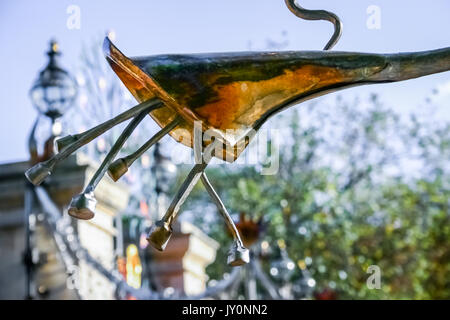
0;0;449;300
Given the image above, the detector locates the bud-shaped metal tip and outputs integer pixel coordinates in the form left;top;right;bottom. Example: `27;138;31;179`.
107;158;128;182
147;220;173;251
68;192;97;220
25;163;52;186
227;242;250;267
55;135;78;153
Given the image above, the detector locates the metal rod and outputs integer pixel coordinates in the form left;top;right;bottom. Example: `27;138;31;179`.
148;137;249;265
166;163;208;225
23;181;35;300
25;98;162;186
200;172;244;247
285;0;342;50
147;140;220;250
159;140;218;224
89;111;149;192
200;172;249;266
68;109;150;220
107;116;181;182
125;116;180;167
370;47;450;82
146;161;208;250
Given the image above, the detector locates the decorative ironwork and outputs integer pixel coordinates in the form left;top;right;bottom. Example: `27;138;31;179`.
34;185;314;299
284;0;342;50
25;1;450;267
32;185;243;299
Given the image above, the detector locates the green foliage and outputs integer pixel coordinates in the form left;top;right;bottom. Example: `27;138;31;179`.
180;94;450;299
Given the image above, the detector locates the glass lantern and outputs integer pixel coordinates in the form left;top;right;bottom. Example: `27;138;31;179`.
29;40;78;121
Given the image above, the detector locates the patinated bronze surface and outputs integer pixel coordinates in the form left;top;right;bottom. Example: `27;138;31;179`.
25;0;450;265
104;37;450;161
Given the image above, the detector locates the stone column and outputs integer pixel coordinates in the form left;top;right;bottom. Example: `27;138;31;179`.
0;153;129;300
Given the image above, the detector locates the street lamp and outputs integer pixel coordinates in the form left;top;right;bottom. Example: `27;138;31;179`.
29;39;78;122
24;39;77;299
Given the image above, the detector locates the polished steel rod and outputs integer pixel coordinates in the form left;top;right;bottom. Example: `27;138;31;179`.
146;161;208;250
107;116;181;181
161;139;220;225
164;162;208;225
25;98;162;185
68;109;150;220
147;140;220;250
86;110;149;193
200;172;244;247
199;172;249;266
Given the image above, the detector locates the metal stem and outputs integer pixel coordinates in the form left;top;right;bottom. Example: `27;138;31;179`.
160;140;220;225
162;162;208;225
25;98;161;185
125;117;180;166
85;110;149;193
200;172;244;247
285;0;343;50
55;98;160;167
147;140;221;251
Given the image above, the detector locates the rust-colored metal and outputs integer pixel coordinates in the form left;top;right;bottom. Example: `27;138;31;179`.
104;37;450;162
25;1;450;266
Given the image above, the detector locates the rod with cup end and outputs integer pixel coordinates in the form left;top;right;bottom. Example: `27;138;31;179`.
25;98;162;186
147;162;208;251
68;109;150;220
147;139;221;251
200;172;250;266
107;116;181;182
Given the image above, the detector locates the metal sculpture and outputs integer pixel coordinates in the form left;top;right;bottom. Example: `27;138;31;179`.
25;0;450;266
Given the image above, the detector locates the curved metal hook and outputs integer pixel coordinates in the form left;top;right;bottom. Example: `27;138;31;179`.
285;0;343;50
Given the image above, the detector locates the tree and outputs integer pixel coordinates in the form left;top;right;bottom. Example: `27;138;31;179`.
178;93;450;299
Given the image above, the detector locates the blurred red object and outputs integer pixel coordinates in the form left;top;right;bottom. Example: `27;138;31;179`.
234;212;264;248
314;288;338;300
139;200;149;217
117;256;127;280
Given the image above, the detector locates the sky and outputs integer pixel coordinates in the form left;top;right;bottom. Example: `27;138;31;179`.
1;0;449;164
